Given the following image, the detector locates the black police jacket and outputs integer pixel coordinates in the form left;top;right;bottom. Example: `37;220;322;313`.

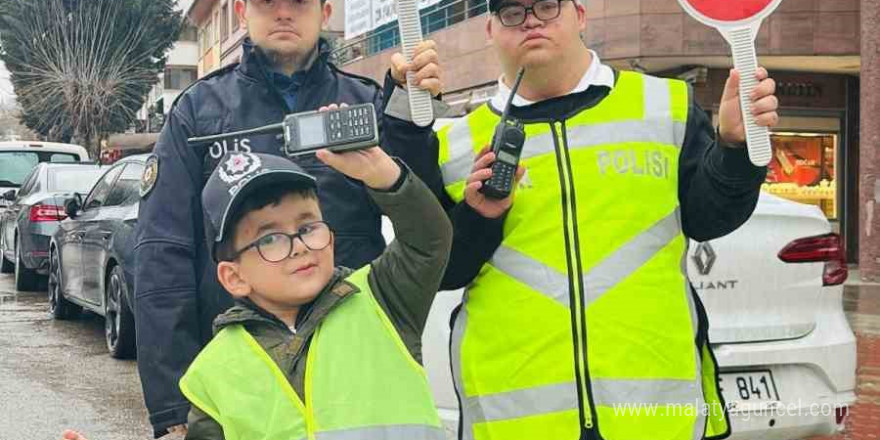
133;38;434;437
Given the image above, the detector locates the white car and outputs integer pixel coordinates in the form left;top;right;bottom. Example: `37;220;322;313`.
693;193;855;439
0;141;91;211
400;184;854;438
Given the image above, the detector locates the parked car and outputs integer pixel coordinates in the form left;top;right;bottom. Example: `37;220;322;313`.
0;141;90;213
0;162;104;291
415;118;856;440
48;155;147;359
690;193;855;439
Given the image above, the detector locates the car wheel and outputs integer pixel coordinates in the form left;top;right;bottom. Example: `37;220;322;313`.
14;237;39;291
48;249;80;320
105;265;136;359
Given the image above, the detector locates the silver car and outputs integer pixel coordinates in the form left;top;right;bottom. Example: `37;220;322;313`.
0;163;104;291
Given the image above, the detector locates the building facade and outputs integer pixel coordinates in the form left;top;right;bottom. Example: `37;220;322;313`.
136;23;200;133
339;0;874;274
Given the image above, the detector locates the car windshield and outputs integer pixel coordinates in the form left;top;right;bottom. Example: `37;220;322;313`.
49;167;103;193
0;152;40;186
0;151;81;187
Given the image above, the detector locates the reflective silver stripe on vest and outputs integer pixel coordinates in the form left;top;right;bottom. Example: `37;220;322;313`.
490;245;570;307
465;381;579;424
315;425;446;440
441;118;687;187
441;119;477;184
489;208;682;307
643;75;671;122
582;208;681;302
591;378;702;407
460;378;701;424
643;74;687;148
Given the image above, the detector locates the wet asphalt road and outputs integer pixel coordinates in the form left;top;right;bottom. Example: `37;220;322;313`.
2;263;880;440
0;273;159;440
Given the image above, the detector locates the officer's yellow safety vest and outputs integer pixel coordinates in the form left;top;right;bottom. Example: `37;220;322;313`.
179;266;445;440
438;71;731;440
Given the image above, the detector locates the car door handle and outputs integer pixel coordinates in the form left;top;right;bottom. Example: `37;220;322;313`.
100;232;111;240
72;232;85;240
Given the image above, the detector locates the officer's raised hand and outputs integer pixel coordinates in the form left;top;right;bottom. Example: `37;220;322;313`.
718;67;779;145
465;145;525;219
390;40;442;97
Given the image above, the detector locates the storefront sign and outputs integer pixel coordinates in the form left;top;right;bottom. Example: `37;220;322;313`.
677;0;784;166
777;82;823;98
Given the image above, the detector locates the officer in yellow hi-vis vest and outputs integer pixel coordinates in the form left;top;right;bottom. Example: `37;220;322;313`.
419;0;780;439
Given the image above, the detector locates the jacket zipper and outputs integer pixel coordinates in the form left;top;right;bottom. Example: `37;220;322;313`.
551;120;600;439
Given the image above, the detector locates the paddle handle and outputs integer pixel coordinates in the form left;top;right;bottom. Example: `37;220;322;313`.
721;25;771;167
397;0;434;127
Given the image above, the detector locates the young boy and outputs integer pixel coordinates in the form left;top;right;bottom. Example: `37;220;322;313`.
175;146;451;440
59;146;451;440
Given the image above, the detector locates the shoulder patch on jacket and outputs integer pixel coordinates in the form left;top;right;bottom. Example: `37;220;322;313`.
140;154;159;198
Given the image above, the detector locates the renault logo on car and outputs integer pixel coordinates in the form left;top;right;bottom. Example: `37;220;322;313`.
693;242;717;275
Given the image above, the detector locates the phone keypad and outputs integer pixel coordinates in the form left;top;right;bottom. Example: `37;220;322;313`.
327;105;374;143
489;162;514;192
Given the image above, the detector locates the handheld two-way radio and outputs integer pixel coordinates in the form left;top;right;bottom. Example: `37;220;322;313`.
187;103;378;157
480;67;526;200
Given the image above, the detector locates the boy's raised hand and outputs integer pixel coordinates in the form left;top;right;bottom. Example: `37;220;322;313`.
316;146;401;190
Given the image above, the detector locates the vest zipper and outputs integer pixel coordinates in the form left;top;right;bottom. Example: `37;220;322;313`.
551;120;600;438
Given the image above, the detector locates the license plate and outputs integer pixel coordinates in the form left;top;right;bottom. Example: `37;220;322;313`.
719;370;780;406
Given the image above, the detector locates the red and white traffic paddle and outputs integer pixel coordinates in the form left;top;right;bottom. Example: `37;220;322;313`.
676;0;783;166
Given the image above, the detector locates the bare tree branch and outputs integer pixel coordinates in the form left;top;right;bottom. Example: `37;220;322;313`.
0;0;181;156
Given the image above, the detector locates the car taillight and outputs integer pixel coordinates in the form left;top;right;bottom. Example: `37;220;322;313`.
778;233;847;286
29;204;67;222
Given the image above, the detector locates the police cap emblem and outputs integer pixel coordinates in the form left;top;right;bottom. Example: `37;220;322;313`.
219;152;262;184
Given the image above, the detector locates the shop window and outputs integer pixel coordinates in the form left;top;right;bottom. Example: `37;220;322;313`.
762;133;837;219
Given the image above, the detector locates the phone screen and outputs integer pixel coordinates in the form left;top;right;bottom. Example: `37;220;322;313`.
497;149;517;164
298;114;327;148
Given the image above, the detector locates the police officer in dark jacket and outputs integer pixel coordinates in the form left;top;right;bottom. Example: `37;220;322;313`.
134;0;444;436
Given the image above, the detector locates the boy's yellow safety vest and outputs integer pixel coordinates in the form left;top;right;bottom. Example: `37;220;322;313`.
179;266;445;440
437;71;731;440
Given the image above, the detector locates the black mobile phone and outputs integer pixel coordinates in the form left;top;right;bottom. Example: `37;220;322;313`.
282;103;378;156
481;120;525;199
480;67;526;200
